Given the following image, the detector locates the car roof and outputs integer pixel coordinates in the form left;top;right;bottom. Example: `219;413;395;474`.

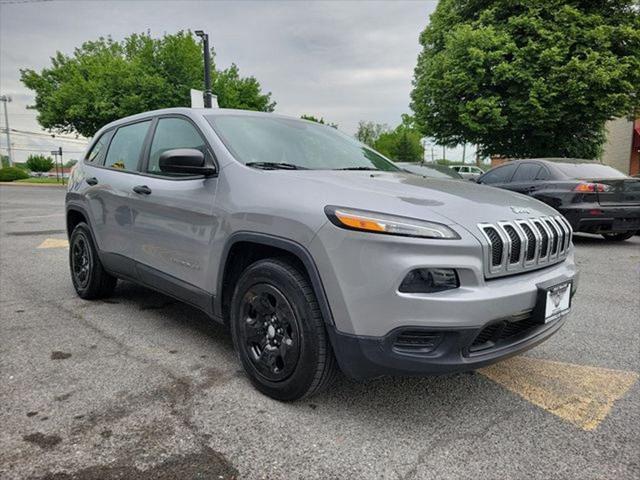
101;107;308;129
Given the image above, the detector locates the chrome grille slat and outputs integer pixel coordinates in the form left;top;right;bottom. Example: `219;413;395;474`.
478;215;571;279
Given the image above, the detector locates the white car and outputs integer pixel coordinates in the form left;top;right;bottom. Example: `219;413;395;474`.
450;165;485;180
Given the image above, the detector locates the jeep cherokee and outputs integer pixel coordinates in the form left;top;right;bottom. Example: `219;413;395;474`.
66;108;578;400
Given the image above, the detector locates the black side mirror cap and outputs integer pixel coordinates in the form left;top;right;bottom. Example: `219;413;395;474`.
159;148;216;176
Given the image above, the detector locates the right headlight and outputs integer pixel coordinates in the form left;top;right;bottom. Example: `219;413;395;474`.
325;206;460;239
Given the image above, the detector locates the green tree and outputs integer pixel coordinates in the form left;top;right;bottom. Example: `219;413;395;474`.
355;121;389;147
373;116;425;162
411;0;640;159
300;114;338;128
21;31;275;137
25;154;54;173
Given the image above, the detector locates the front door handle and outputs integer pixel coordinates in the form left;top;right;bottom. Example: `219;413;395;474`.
527;185;538;193
133;185;152;195
86;177;98;186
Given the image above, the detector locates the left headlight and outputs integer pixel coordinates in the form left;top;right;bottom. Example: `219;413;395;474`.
324;206;460;239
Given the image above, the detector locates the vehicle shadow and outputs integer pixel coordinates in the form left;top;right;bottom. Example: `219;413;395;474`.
572;232;640;247
109;281;508;414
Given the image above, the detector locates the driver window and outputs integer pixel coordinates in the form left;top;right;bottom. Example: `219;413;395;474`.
148;118;207;175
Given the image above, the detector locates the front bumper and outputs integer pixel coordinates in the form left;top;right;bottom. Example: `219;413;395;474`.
310;220;579;379
328;311;570;380
560;205;640;234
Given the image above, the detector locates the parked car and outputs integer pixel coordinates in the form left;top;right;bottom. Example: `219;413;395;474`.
397;162;463;180
476;159;640;241
450;165;485;180
66;109;578;400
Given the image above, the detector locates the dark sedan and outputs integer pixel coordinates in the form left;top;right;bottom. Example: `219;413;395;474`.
476;159;640;241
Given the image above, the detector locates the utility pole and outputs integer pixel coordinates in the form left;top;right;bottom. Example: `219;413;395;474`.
1;95;13;166
462;143;466;164
195;30;213;108
58;147;64;185
51;150;59;183
442;146;446;162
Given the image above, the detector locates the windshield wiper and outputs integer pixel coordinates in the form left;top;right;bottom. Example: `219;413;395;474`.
246;162;306;170
334;166;379;171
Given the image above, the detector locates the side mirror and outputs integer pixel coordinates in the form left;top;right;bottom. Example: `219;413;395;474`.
159;148;216;176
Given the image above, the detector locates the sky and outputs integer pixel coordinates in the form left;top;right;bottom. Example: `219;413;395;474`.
0;0;475;163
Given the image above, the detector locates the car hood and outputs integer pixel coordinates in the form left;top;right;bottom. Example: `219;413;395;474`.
285;170;560;226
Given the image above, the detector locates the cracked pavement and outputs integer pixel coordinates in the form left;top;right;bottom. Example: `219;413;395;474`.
1;185;639;479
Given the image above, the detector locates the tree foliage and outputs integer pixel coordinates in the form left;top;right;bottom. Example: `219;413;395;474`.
25;154;54;173
0;167;29;182
355;121;390;147
411;0;640;159
373;115;425;162
21;31;276;137
300;114;338;128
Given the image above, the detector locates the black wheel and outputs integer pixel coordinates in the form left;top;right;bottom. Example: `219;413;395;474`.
69;222;117;299
601;231;636;242
230;258;338;401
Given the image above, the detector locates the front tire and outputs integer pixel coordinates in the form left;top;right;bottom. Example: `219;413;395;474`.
69;222;117;299
601;231;636;242
230;258;337;401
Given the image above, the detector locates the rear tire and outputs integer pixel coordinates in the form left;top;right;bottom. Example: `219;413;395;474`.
69;222;117;299
230;258;338;401
601;231;636;242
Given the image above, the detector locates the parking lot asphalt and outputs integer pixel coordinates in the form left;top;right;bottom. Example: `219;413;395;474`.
1;185;639;480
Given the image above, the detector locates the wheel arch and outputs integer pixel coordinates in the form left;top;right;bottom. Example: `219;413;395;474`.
215;232;334;327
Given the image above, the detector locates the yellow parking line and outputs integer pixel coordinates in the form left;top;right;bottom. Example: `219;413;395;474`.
37;238;69;249
479;356;638;431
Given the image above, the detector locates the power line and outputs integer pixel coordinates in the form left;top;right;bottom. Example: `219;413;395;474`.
1;146;85;153
1;127;88;143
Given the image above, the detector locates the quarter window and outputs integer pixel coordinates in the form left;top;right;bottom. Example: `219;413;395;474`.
148;118;207;175
104;121;151;171
86;131;111;164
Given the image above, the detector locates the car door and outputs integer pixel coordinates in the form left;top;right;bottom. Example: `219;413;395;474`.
501;163;541;194
83;119;153;276
476;163;518;188
130;115;219;303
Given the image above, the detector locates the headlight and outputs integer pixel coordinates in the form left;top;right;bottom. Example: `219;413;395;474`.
325;206;460;239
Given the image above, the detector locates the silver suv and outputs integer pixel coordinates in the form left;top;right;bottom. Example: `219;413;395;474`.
66;108;578;400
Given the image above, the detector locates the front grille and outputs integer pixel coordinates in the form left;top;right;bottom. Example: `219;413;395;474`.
469;314;540;352
478;215;572;278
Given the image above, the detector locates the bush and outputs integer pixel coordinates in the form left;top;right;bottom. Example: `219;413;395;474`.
26;154;54;173
0;167;30;182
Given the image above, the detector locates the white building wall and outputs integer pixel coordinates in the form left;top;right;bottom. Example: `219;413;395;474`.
601;118;633;174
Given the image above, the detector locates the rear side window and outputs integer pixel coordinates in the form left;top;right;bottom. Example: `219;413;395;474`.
148;118;207;175
104;121;151;171
86;131;112;164
555;163;627;179
480;163;517;184
512;163;541;182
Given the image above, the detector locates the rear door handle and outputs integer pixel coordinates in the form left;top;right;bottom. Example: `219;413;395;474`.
86;177;98;186
133;185;152;195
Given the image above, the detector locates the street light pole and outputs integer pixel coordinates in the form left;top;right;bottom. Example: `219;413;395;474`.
195;30;213;108
1;95;13;166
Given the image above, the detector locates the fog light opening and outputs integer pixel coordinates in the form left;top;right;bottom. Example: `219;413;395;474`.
399;268;459;293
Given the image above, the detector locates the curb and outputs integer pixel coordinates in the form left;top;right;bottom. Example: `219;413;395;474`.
0;182;66;188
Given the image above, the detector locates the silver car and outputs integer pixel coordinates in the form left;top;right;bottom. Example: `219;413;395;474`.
451;164;485;180
66;108;578;400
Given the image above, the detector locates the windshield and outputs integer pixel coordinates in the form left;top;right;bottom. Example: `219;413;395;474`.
555;163;627;179
207;114;399;171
